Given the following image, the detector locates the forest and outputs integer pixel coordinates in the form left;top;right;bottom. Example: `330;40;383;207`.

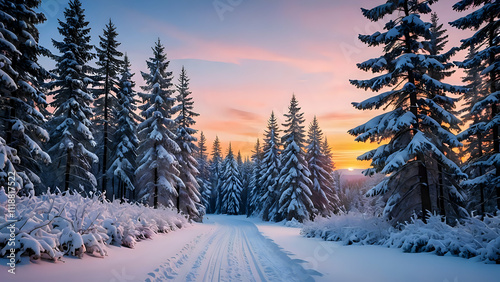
0;0;499;269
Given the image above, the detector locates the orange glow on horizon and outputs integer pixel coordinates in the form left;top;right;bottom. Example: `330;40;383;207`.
203;131;378;170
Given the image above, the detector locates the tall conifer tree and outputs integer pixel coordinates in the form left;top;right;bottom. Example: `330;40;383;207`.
46;0;98;193
136;39;180;209
349;1;466;223
94;19;123;194
174;67;201;219
220;143;242;215
108;55;139;201
197;131;212;211
0;0;50;195
306;116;338;217
451;0;500;213
278;95;313;222
260;112;282;221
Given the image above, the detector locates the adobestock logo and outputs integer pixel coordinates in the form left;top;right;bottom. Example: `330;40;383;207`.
213;0;245;21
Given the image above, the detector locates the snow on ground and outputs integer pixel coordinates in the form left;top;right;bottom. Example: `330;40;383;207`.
251;218;500;282
0;222;204;282
145;215;315;282
1;215;499;282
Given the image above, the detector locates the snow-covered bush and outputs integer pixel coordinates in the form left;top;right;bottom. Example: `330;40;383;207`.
386;213;500;263
302;212;500;263
301;212;391;245
0;188;189;263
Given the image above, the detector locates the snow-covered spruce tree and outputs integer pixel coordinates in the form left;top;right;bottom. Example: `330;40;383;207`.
197;131;212;211
46;0;98;193
247;138;263;216
240;154;253;215
260;112;282;221
136;39;181;209
220;143;242;215
0;0;51;196
425;12;462;218
427;12;454;79
306;116;338;218
174;66;202;219
321;137;340;212
278;95;314;222
349;1;466;223
94;19;123;195
210;136;223;213
457;45;491;216
218;150;229;214
451;0;500;213
107;55;140;201
237;150;244;212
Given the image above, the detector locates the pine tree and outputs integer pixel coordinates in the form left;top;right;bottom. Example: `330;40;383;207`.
107;55;139;201
0;0;51;195
425;12;460;219
451;0;500;213
349;1;466;223
240;156;253;215
321;137;340;213
210;136;223;213
174;66;201;219
236;150;247;214
457;45;490;216
136;39;180;209
220;143;242;215
46;0;98;193
306;116;338;218
247;139;263;216
94;19;123;195
197;131;212;211
260;112;282;221
278;95;314;222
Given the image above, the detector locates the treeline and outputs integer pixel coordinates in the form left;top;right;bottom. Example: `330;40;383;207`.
0;0;341;223
0;0;204;220
198;96;340;222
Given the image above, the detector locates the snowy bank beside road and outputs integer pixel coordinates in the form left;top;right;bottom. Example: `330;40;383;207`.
250;216;500;282
0;190;189;268
301;213;500;264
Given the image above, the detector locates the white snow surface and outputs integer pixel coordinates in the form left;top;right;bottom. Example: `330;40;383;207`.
1;215;499;281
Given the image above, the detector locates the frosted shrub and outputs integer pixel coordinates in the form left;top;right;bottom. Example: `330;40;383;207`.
301;212;391;245
302;212;500;263
0;189;189;263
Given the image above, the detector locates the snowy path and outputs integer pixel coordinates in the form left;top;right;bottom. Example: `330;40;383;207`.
145;216;315;282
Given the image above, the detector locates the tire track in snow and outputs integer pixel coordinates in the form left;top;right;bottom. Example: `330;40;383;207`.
145;216;317;281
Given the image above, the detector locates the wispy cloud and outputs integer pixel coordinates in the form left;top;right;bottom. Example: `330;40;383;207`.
225;108;261;121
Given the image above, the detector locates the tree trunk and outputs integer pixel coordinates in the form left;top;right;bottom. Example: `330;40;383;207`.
64;148;71;192
478;130;485;218
154;167;158;209
101;68;110;193
438;163;446;218
404;0;431;222
177;176;181;214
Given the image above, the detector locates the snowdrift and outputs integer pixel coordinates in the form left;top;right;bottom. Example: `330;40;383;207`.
0;189;189;263
302;212;500;264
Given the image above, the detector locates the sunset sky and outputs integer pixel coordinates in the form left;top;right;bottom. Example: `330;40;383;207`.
37;0;472;170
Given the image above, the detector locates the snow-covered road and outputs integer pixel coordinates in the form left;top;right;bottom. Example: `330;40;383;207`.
145;216;316;282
